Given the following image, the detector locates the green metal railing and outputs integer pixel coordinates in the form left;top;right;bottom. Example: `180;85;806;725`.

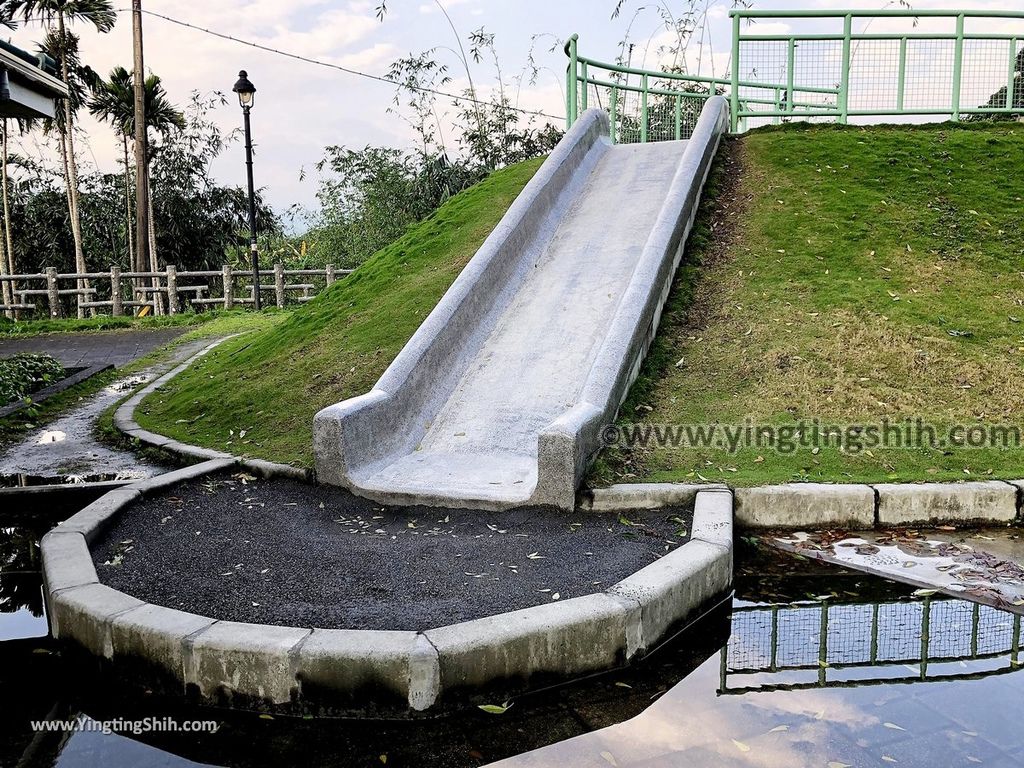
566;9;1024;138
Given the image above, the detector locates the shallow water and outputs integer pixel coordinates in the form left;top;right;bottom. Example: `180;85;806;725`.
3;519;1023;768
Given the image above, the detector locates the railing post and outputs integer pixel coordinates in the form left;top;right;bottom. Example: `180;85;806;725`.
640;72;649;143
730;11;741;132
818;601;829;686
609;86;618;144
326;264;336;286
1013;614;1021;666
839;13;852;124
222;264;234;310
674;94;682;140
952;13;965;120
110;266;122;316
152;273;164;316
897;37;907;112
567;33;579;129
165;264;178;315
580;59;588;112
971;602;980;657
45;267;60;318
75;276;84;319
786;37;796;116
1009;38;1019;113
870;602;879;663
274;262;285;309
920;597;931;680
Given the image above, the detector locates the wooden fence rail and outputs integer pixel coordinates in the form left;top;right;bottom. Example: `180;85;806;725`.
0;263;351;320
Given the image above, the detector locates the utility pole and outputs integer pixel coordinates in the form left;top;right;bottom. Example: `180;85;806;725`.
131;0;149;282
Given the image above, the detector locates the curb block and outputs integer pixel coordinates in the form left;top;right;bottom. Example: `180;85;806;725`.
608;538;730;653
296;629;424;708
186;621;311;705
578;482;728;512
874;481;1017;526
691;488;734;550
40;530;98;601
130;459;238;497
51;488;142;543
111;603;216;686
734;483;875;529
49;583;144;658
423;593;637;693
112;338;311;479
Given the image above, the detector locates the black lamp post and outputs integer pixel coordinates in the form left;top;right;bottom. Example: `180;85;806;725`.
232;69;261;310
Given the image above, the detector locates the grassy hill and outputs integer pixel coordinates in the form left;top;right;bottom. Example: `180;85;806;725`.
138;122;1024;486
133;158;543;466
597;121;1024;487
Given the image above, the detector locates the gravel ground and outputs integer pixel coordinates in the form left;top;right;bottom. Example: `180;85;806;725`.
92;471;693;631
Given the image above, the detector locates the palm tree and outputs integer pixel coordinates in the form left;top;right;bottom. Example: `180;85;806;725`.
7;0;115;315
88;66;182;296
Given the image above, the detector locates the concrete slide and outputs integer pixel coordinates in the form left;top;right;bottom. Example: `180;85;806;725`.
314;96;729;511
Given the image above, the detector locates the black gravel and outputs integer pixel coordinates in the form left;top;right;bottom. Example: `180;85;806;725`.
92;472;693;631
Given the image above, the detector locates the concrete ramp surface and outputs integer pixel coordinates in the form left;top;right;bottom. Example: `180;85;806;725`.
314;97;729;511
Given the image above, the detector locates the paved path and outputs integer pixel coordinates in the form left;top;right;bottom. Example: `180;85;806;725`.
0;328;186;369
0;338;212;482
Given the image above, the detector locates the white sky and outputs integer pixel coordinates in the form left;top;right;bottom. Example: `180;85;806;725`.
4;0;1021;222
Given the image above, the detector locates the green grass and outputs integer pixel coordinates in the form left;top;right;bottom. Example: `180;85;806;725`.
134;158;544;466
594;121;1024;487
0;309;255;337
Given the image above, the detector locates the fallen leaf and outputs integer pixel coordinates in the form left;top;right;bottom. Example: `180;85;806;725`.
478;702;511;714
732;740;750;753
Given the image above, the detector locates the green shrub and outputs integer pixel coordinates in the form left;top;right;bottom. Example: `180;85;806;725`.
0;353;65;406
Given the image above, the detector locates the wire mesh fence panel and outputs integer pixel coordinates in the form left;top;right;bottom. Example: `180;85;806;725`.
774;604;823;669
847;39;901;112
576;67;713;143
973;605;1020;657
874;600;924;663
825;603;874;666
726;607;775;671
927;600;977;659
962;39;1020;112
901;39;956;113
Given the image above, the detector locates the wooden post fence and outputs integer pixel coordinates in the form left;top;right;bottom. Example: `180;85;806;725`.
0;263;351;320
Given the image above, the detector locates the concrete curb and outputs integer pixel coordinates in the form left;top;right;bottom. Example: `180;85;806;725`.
111;335;312;480
577;482;728;512
875;480;1017;526
41;471;734;714
591;479;1023;529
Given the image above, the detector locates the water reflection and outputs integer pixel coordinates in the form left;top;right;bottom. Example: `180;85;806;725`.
4;524;1024;767
0;523;47;639
489;557;1024;768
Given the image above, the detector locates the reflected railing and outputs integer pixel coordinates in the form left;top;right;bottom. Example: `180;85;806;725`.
720;596;1023;694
